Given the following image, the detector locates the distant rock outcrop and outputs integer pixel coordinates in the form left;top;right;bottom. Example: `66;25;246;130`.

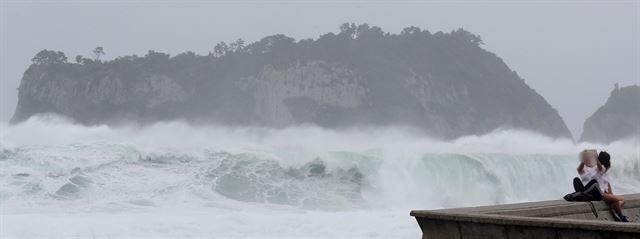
580;84;640;143
11;24;572;139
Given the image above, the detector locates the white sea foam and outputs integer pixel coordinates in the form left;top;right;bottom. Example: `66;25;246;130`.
1;115;638;238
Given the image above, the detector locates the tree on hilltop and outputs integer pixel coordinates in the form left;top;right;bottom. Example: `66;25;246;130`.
93;46;105;60
31;50;68;65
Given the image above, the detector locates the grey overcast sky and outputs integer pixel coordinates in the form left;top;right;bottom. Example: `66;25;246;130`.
1;0;638;138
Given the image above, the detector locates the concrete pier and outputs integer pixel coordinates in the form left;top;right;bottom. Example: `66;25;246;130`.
411;193;640;239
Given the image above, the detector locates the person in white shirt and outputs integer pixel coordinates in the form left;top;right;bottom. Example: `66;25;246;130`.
573;149;604;200
598;151;628;222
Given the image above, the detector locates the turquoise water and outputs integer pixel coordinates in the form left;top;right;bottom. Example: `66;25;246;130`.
1;116;638;238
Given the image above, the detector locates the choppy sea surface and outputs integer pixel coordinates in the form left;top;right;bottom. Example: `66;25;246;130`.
1;116;639;238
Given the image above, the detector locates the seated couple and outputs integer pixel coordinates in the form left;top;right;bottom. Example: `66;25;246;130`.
568;150;629;222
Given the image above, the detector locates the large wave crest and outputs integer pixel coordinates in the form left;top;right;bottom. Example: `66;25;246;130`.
1;115;639;212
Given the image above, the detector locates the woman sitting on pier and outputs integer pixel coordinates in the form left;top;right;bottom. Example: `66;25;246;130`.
597;151;629;222
573;149;604;200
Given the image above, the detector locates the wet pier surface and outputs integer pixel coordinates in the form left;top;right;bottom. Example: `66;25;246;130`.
411;193;640;239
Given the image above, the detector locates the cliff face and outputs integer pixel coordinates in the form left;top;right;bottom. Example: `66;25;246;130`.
580;85;640;143
11;25;572;139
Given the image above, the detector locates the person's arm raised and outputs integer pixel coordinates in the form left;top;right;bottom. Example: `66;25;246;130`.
577;162;585;174
596;161;604;172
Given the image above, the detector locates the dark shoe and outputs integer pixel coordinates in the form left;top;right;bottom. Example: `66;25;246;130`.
620;216;629;223
564;192;592;202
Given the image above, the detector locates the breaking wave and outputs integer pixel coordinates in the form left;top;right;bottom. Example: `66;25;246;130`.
1;115;638;238
2;115;639;210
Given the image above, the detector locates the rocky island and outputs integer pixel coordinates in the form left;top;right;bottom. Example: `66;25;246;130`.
11;24;572;139
580;84;640;143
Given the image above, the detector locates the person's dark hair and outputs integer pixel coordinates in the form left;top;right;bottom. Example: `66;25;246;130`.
598;151;611;170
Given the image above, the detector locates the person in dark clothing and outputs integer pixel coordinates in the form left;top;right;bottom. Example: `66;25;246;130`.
572;177;602;201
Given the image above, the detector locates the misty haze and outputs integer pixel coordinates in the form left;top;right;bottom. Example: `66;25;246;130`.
1;1;639;238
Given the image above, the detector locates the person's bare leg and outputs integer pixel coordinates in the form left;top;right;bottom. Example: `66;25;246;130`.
613;195;625;211
603;193;623;216
617;196;625;211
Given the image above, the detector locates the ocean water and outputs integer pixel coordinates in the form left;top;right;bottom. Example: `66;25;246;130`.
1;115;639;239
